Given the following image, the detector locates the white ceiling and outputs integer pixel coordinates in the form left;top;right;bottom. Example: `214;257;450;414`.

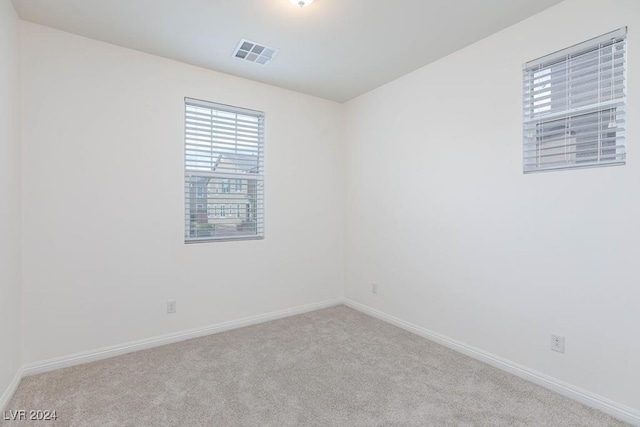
11;0;564;103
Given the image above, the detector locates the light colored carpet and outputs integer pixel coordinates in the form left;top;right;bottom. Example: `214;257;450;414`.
2;305;627;426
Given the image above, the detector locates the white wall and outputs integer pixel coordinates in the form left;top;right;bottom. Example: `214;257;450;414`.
0;0;21;407
345;0;639;411
20;22;345;364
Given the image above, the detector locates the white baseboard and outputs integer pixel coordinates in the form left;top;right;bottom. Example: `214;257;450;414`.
0;368;23;413
22;298;343;377
343;299;640;426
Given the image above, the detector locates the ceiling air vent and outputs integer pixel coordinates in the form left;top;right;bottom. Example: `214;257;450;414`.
233;39;278;65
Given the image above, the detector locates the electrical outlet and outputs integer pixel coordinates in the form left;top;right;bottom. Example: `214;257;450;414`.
550;333;565;353
167;300;176;314
372;283;378;294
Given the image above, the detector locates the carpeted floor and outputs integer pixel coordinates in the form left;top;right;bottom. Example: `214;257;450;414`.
2;305;628;426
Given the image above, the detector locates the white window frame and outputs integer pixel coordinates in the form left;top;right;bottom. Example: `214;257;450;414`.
185;98;265;242
523;28;627;173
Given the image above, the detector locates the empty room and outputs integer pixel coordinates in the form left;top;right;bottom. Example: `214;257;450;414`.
1;0;639;425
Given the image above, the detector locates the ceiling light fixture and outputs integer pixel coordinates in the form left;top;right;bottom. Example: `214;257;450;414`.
290;0;314;7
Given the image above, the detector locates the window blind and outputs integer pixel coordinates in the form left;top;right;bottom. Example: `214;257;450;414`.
184;98;264;242
523;28;627;173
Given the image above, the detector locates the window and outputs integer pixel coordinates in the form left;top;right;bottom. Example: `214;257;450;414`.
523;28;626;173
222;179;231;193
185;98;265;242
